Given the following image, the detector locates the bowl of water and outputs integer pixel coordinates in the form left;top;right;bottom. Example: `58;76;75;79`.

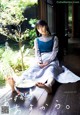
16;80;36;93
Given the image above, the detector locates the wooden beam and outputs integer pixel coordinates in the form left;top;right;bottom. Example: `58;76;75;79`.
38;0;47;20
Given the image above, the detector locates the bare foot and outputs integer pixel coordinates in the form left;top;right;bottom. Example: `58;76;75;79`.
6;77;15;92
36;82;52;94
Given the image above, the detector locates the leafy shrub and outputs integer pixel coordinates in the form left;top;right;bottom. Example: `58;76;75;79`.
1;45;34;71
28;18;38;48
0;73;5;86
28;29;37;47
0;45;5;58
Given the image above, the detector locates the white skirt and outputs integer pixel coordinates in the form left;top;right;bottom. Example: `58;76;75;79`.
13;52;80;86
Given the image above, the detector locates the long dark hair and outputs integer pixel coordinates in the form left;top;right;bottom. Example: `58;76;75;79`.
35;20;51;37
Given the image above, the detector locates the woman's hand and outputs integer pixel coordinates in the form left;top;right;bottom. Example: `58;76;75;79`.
38;62;49;68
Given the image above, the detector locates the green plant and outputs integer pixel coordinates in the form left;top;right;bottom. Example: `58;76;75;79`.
0;73;5;86
0;0;38;71
0;46;5;58
28;19;38;47
1;45;34;73
28;29;37;47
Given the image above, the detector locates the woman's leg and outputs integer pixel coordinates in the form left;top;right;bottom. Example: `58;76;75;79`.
36;82;53;94
5;73;24;92
36;66;55;94
5;77;15;92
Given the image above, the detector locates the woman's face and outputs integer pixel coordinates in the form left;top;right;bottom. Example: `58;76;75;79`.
37;25;48;35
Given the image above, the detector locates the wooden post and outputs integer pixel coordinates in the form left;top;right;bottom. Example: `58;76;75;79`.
55;3;65;62
38;0;47;21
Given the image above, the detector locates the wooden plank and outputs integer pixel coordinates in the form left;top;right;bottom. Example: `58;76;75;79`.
29;82;60;115
0;87;45;115
46;82;80;115
0;82;80;115
29;90;48;115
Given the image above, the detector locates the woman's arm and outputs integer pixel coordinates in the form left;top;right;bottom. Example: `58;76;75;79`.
47;36;59;63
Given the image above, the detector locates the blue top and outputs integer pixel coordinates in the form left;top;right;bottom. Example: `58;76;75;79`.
37;38;53;53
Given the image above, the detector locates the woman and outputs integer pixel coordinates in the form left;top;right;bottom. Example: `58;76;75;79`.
33;20;63;93
6;20;63;94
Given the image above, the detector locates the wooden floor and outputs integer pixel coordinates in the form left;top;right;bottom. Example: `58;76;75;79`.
0;81;80;115
0;39;80;115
